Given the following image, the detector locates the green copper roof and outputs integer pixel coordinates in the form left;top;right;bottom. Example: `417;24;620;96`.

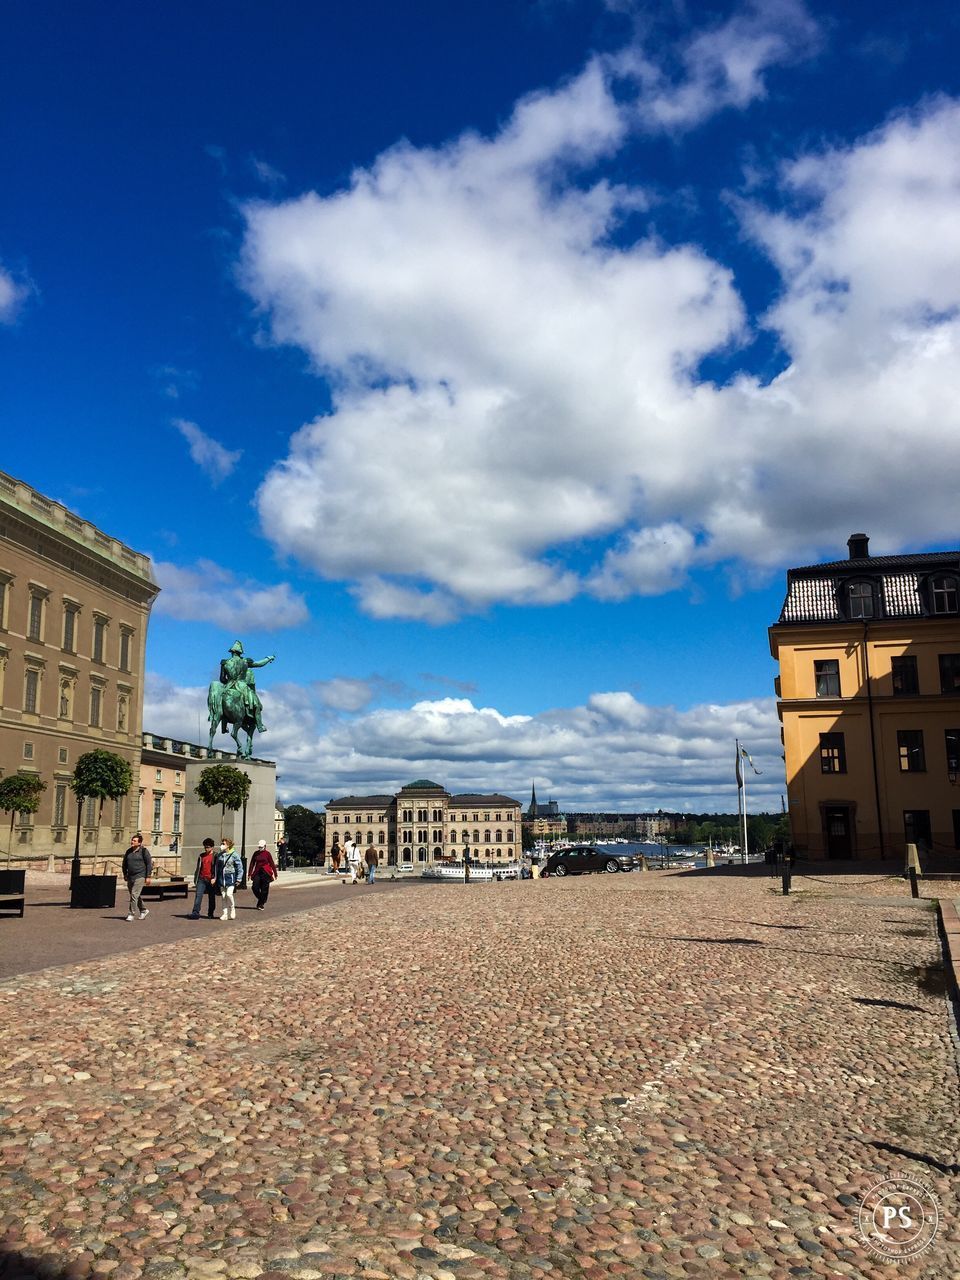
399;779;446;791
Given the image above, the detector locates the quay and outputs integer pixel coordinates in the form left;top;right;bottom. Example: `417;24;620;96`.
1;870;958;1279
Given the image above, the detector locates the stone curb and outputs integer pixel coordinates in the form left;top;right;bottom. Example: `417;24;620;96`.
937;898;960;1003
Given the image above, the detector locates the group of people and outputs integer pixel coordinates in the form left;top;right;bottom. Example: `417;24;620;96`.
121;834;280;922
328;839;378;884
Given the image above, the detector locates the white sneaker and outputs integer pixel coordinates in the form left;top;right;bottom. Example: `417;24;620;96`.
220;912;228;920
139;909;149;920
125;914;135;922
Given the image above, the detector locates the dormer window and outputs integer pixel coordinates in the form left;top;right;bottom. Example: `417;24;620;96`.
931;575;959;615
846;580;876;620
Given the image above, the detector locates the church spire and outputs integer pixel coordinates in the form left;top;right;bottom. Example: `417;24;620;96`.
528;780;538;817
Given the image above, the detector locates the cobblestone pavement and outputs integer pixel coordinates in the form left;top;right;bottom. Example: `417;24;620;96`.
1;872;958;1280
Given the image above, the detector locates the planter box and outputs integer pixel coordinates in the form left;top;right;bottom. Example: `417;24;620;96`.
71;874;117;909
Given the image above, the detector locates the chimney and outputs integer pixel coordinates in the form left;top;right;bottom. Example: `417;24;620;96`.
847;533;869;560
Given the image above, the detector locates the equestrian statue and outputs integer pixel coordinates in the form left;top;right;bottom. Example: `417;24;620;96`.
207;640;275;758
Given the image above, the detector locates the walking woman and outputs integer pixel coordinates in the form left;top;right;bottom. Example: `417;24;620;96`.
122;833;152;922
216;838;243;921
249;839;278;910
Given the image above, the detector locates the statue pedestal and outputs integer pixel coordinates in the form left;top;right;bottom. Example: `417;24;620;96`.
181;756;277;877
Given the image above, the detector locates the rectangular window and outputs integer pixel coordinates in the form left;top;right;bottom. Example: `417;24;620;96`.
54;784;66;827
819;733;846;773
847;582;875;619
28;593;44;641
112;796;123;828
891;656;919;697
119;630;131;672
814;659;840;698
933;577;959;615
173;798;182;832
153;795;162;831
0;579;6;629
57;747;68;764
897;729;926;772
948;730;960;777
63;606;77;653
23;669;39;713
84;796;97;826
89;686;101;727
23;742;34;760
939;653;960;694
93;618;106;663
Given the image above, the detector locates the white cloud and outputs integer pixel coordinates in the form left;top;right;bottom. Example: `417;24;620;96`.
0;264;30;323
172;418;242;484
314;677;376;713
144;675;785;813
152;558;309;630
240;8;960;619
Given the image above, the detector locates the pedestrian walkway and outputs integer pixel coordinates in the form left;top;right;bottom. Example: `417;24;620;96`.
0;872;957;1278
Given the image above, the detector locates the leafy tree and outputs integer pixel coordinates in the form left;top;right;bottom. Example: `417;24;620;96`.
0;772;46;866
71;749;134;870
284;804;325;863
194;764;251;838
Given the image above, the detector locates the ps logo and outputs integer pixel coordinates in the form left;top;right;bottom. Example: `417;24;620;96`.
857;1176;939;1260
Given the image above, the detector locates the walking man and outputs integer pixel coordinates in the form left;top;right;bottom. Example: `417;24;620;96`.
189;838;217;919
249;839;279;910
347;840;363;884
122;833;152;922
364;844;378;884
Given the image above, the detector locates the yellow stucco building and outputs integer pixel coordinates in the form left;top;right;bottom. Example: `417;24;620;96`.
770;534;960;861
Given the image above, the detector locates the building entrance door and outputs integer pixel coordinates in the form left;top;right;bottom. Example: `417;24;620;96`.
824;806;853;859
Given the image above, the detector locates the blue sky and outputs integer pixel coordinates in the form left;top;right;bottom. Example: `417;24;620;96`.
3;0;960;812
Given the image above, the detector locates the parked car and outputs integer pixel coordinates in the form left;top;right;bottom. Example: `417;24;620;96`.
540;846;639;877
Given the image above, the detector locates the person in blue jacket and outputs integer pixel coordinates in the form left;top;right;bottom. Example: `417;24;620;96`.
216;838;243;921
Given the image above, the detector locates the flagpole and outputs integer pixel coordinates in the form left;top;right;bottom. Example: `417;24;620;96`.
736;738;743;864
741;753;749;865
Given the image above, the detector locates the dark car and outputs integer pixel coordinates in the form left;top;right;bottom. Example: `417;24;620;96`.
540;846;639;877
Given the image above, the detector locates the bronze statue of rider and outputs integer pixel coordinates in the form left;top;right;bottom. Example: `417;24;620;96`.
219;641;275;734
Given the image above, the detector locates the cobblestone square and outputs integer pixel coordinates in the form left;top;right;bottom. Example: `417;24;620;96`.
2;872;958;1280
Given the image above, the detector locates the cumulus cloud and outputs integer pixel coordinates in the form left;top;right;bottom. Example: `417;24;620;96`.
240;6;960;620
173;418;242;484
144;674;784;813
0;263;31;323
152;558;309;630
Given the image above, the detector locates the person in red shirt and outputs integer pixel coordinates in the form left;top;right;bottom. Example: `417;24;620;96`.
249;840;279;911
189;838;218;919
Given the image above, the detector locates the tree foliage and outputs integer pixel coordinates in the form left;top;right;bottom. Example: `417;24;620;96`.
195;765;251;841
0;772;47;864
283;804;325;861
72;750;133;804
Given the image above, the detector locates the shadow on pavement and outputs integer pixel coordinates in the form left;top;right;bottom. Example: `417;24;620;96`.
0;1246;73;1278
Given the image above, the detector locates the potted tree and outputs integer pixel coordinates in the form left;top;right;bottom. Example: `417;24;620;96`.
195;764;251;886
0;772;46;868
71;749;133;907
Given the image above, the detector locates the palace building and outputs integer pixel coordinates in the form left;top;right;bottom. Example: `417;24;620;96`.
325;779;522;868
0;471;159;861
770;533;960;861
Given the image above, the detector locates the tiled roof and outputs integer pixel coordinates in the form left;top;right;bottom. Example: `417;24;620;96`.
777;550;960;624
450;793;521;806
326;794;396;808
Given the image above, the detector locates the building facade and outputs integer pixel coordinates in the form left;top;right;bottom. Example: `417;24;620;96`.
770;533;960;861
326;779;522;868
0;471;158;863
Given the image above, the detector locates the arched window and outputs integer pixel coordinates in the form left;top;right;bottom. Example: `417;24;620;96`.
846;580;876;620
417;846;427;862
402;846;412;862
506;829;514;842
433;846;442;861
366;831;374;844
388;850;398;866
932;575;959;615
473;829;480;843
378;830;385;844
484;830;491;842
343;831;352;843
495;829;502;842
496;847;502;857
450;829;458;843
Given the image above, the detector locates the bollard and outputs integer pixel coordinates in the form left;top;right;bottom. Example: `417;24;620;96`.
781;865;791;896
705;849;715;868
909;866;920;899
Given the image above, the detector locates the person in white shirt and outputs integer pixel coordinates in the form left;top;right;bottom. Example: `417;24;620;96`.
347;840;363;884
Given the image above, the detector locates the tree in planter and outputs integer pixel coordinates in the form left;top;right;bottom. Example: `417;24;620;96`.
71;750;133;882
195;764;251;840
0;773;46;867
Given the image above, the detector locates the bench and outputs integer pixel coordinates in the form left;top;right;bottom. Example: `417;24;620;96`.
139;876;190;900
0;870;26;918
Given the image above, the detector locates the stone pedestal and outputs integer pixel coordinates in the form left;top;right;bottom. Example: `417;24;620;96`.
180;757;277;877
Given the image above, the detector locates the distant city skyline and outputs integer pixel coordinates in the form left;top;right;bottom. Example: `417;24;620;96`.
3;1;959;810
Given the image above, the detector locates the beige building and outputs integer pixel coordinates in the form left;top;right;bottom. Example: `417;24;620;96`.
770;533;960;861
326;778;522;868
0;471;158;864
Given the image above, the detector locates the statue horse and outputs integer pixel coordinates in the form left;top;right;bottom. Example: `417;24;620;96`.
208;681;257;758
